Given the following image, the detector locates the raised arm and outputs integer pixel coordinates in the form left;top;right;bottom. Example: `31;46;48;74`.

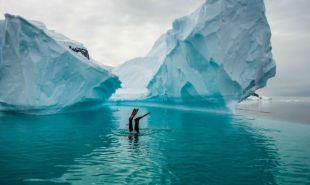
141;112;150;119
134;112;150;133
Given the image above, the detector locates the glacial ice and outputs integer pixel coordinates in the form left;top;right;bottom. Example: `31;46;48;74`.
112;0;276;109
0;14;120;114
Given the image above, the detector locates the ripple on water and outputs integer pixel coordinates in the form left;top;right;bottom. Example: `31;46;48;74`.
1;106;309;185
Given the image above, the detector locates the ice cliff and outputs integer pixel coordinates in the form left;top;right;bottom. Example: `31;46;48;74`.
112;0;276;109
0;14;120;113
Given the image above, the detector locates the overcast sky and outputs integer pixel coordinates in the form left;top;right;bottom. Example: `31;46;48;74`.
0;0;309;97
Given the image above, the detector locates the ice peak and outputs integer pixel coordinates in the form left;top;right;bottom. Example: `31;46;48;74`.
112;0;275;110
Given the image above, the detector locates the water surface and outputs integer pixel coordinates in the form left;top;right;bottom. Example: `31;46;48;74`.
0;103;309;185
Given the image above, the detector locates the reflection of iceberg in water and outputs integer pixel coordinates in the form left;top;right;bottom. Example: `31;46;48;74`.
245;118;310;184
149;108;280;184
28;106;174;184
0;108;117;184
48;129;176;184
29;106;282;185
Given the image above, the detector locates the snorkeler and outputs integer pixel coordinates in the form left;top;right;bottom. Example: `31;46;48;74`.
128;108;150;134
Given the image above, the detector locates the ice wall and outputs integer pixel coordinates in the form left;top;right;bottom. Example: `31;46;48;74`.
112;0;276;109
0;14;120;114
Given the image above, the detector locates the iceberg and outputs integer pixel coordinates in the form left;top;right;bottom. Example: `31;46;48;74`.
112;0;276;109
0;14;120;114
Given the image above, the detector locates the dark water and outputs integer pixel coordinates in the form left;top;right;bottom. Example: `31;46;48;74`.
0;104;309;185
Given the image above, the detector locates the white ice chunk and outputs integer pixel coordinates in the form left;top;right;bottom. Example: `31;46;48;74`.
112;0;276;109
0;14;120;114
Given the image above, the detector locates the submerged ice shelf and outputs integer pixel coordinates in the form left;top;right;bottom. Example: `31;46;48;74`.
112;0;276;109
0;14;120;114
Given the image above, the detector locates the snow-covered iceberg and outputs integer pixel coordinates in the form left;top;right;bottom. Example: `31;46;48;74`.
0;14;120;114
112;0;276;109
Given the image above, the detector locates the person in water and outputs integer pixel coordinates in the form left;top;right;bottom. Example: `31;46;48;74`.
129;108;150;134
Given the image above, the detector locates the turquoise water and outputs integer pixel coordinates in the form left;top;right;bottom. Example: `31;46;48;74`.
0;105;310;185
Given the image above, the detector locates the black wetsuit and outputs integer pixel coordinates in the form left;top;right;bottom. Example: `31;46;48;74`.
128;112;150;134
134;117;143;134
129;116;143;133
129;117;134;132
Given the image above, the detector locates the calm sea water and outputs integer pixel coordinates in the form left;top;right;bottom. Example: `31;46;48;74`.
0;101;309;185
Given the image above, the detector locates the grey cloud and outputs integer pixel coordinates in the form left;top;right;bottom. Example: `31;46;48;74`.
0;0;205;65
261;0;310;96
0;0;309;96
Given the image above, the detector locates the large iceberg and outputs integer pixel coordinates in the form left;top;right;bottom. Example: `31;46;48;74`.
0;14;120;114
112;0;276;109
